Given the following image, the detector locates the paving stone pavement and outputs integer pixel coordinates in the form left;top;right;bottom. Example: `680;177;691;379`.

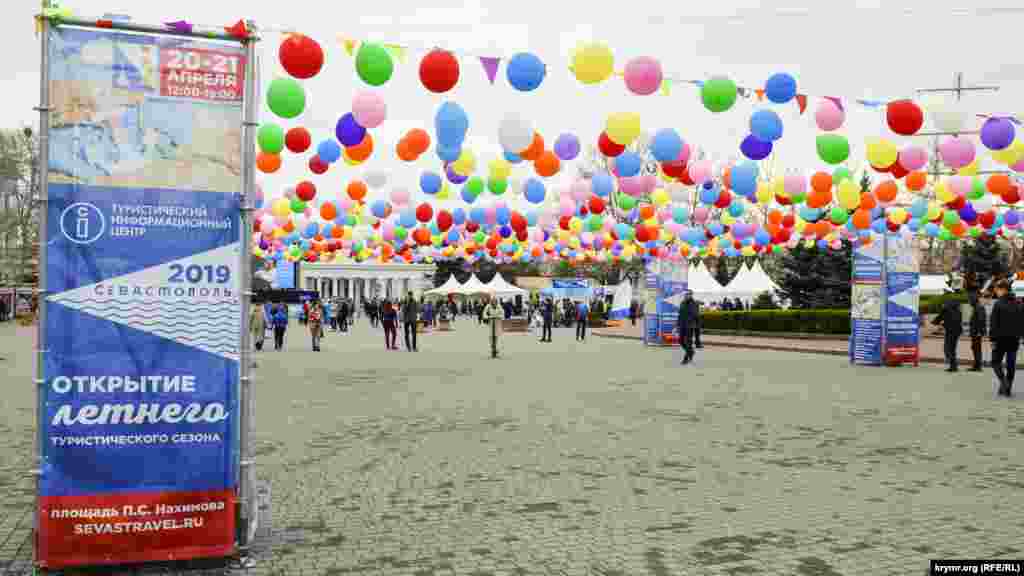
1;317;1023;575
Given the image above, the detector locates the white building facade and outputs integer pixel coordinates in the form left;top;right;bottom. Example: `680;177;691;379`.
297;262;436;306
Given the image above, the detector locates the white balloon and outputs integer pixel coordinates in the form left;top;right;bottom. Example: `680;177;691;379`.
974;195;994;213
498;112;534;153
930;98;968;133
364;170;389;189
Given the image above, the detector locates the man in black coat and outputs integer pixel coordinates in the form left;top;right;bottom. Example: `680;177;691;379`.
693;300;704;349
932;291;963;372
540;298;554;342
967;291;986;371
676;290;699;365
988;279;1019;397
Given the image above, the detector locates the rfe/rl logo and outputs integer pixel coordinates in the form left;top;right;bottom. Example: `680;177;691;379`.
60;202;105;245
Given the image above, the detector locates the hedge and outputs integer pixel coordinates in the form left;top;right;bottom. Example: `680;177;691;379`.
919;292;967;315
701;309;851;334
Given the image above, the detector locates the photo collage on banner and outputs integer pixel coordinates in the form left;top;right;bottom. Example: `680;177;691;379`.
850;232;884;365
883;234;921;365
643;259;688;345
40;25;246;567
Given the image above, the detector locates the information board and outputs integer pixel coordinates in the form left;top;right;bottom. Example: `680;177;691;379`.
850;233;883;365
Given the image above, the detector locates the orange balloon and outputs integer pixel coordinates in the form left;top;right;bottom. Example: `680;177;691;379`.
282;220;295;233
519;133;544;161
534;150;561;177
906;171;927;191
874;180;899;203
405;129;431;155
815;220;832;238
319;201;337;221
330;225;344;238
987;174;1013;196
256;152;282;173
852;209;871;229
767;209;783;226
381;244;393;259
347;180;368;201
638;204;656;220
860;192;877;210
807;189;832;209
346;133;374;162
810;172;832;194
679;244;690;257
951;221;967;237
722;168;732;190
396;139;418;162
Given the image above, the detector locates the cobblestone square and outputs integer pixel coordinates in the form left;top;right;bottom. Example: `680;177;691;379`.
2;319;1022;575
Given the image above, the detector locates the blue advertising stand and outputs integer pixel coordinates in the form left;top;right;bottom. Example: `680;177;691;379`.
643;259;688;346
850;233;884;365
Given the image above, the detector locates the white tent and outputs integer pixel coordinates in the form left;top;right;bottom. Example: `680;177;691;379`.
724;261;781;304
425;274;464;296
687;261;725;302
485;273;527;297
919;274;950;296
609;283;633;319
454;274;490;295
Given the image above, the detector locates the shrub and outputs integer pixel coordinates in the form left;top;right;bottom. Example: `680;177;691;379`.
701;309;851;334
919;292;967;315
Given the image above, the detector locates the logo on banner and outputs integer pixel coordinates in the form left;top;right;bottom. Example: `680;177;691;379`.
60;202;105;245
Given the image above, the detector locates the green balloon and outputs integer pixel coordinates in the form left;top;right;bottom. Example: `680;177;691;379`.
588;215;604;231
474;230;486;244
942;210;960;227
394;226;407;240
617;193;637;210
257;123;285;154
290;199;306;213
352;241;364;252
267;78;306;119
968;226;981;238
830;206;849;224
355;43;394;86
816;134;850;165
701;76;737;113
790;191;806;204
832;166;852;184
772;244;783;254
487;178;507;195
969;178;986;200
465;177;484;197
938;228;953;241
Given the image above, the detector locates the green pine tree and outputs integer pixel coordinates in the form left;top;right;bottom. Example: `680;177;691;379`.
960;235;1007;291
776;239;852;309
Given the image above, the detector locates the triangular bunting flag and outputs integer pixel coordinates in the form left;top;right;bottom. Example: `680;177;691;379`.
383;43;406;62
660;79;672;96
755;89;765;100
825;96;844;112
857;99;884;108
225;19;248;40
479;56;500;84
795;94;808;114
341;37;356;56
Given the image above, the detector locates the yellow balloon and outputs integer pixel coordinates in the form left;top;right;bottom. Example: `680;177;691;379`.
936;180;954;203
342;227;352;240
571;42;614;85
651;188;670;206
488;158;511;180
838;179;860;210
889;207;908;224
957;159;978;176
721;213;735;226
866;137;898;168
926;202;941;221
569;217;584;234
643;217;657;227
794;220;806;233
271;198;290;218
741;245;756;257
772;176;785;195
605;112;641;146
757;182;773;205
436;182;450;200
622;245;635;258
452;149;476;176
659;230;673;242
272;227;286;239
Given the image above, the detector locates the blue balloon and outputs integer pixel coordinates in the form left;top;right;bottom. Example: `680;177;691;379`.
524;178;546;204
709;223;724;236
302;222;319;238
871;219;887;234
318;139;342;163
650;128;683;163
1005;210;1019;226
816;239;828;250
799;205;821;222
750;109;783;142
908;218;921;232
526;210;538;226
592;173;615;197
429;222;441;235
740;134;773;161
452;208;466;225
731;161;759;196
399;209;417;229
461;186;478;204
447;229;461;244
506;52;546;92
420;171;443;195
504;150;523;164
765;72;797;104
437;143;461;163
755;228;772;245
728;202;745;217
499;225;513;238
335;113;366;147
371;199;389;218
699;186;719;205
496;206;511;226
870;205;883;220
469;206;486;223
958;204;977;222
615;152;642;177
909;197;928;218
434;101;469;147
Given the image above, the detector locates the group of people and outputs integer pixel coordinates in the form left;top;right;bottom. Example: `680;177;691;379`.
530;298;594;343
932;278;1021;397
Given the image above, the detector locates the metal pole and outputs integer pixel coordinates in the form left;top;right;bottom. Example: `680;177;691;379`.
237;21;258;550
33;13;52;558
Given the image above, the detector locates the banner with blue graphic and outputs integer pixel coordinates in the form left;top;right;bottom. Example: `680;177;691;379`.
883;234;920;365
643;260;688;346
273;258;294;289
850;233;883;365
40;26;244;568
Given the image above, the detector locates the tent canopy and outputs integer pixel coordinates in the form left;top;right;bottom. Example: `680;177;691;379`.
454;274;490;295
687;261;725;301
485;273;527;297
723;261;780;302
425;274;463;296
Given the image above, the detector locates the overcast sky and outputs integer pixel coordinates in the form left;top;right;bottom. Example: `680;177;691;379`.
9;0;1024;213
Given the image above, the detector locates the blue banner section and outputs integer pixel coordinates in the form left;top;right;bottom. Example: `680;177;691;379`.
850;232;884;365
643;260;688;345
850;318;882;364
274;259;294;289
882;234;920;364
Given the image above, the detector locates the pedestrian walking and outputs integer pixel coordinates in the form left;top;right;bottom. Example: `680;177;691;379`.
250;303;266;351
629;300;638;326
271;303;288;351
575;300;589;342
402;292;419;352
483;296;504;358
381;299;398;349
989;279;1020;397
676;290;699;365
932;290;963;372
540;298;554;342
968;291;986;371
693;300;704;349
308;300;324;352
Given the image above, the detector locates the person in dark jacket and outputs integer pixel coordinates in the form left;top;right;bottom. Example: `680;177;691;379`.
693;300;704;349
932;292;963;372
381;299;398;349
988;279;1019;397
967;292;986;371
540;298;554;342
270;304;288;351
629;301;638;326
401;292;419;352
676;290;699;365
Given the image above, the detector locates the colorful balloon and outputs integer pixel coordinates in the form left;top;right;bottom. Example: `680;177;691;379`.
279;34;324;79
623;56;663;96
355;43;394;86
701;76;738;113
506;52;546;91
419;48;459;93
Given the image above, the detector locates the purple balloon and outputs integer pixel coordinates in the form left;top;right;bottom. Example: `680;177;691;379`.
335;112;366;147
553;133;580;161
980;117;1015;151
445;163;468;184
740;134;773;160
1006;210;1019;226
958;203;977;222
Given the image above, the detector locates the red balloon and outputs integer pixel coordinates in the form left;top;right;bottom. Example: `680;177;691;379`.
465;221;479;233
415;203;433;223
949;195;967;210
296;181;317;202
510;212;527;232
286;127;312;153
677;164;695;186
886;99;924;136
436;210;453;231
714;188;732;209
485;237;499;251
1001;185;1020;204
598;132;625;157
662;160;685;179
589;196;606;214
558;215;572;230
889;161;909;180
782;213;795;228
516;229;529;242
309;156;328;174
419;49;460;93
279;34;324;80
635;226;650;243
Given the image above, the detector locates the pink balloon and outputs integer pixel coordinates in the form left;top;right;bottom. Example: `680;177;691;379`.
571;179;591;201
693;206;709;223
898;145;928;171
949;175;972;196
351;91;386;129
337;198;354;212
640;174;657;195
580;232;594;245
382;221;395;241
560;198;576;218
390;187;410;206
677;143;692;166
619;176;646;197
259;219;275;234
603;217;615;231
814;99;845;131
1012;157;1024;173
784;174;806;195
938;136;975;169
623;56;663;96
484;205;497;225
689;160;713;185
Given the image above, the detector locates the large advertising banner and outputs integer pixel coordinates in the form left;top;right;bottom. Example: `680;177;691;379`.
883;234;920;365
643;259;688;345
40;26;244;567
850;233;883;365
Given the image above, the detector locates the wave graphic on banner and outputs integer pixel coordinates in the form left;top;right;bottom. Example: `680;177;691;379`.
49;244;241;360
888;289;917;312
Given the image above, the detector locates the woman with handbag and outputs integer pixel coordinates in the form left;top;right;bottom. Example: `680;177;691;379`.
308;300;324;352
250;303;266;351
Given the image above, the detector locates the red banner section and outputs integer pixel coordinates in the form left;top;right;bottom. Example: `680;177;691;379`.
38;489;235;569
159;47;244;102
